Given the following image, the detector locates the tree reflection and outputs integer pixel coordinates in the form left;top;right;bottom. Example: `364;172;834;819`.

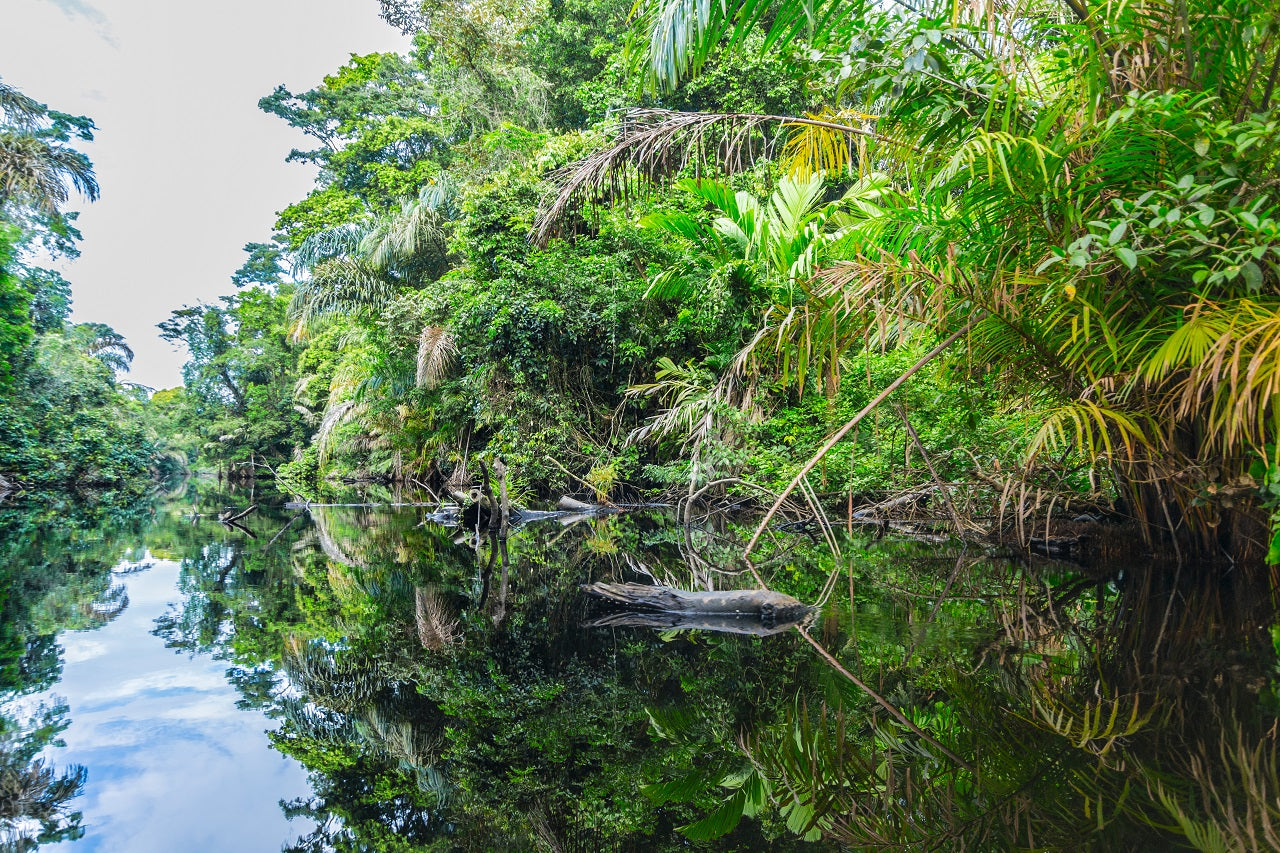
644;541;1280;850
0;495;153;848
137;482;1280;850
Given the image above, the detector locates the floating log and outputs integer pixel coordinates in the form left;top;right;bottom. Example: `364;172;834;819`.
586;610;806;636
218;504;257;524
582;582;811;629
557;496;620;514
222;519;256;539
510;509;570;524
423;506;462;526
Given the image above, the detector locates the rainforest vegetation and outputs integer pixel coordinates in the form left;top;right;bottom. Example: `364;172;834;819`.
3;0;1280;848
146;0;1280;568
0;80;176;500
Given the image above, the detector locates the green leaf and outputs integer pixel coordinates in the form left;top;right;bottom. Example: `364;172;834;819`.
641;768;717;804
1242;261;1263;292
1115;247;1138;270
1108;222;1127;244
1036;254;1065;273
784;798;816;835
680;789;746;840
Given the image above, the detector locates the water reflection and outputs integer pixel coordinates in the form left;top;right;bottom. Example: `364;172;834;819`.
0;480;1276;850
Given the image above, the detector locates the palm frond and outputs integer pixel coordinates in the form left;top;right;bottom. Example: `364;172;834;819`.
534;109;892;244
288;258;397;339
1173;299;1280;454
361;199;449;275
291;223;371;274
780;108;878;178
316;399;364;466
0;78;45;130
625;356;760;448
0;132;98;211
415;325;456;390
1025;400;1154;463
632;0;850;92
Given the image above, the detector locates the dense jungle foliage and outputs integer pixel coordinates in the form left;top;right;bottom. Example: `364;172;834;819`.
6;0;1280;849
0;80;176;499
151;0;1280;568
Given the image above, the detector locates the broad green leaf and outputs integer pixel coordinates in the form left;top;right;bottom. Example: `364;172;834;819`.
680;789;746;840
1242;261;1263;292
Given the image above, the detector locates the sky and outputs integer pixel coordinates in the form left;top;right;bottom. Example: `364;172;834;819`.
1;0;409;390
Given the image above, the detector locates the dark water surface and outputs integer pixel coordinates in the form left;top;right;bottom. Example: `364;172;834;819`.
1;479;1277;850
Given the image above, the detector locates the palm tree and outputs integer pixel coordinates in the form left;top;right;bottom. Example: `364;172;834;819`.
542;0;1280;559
0;79;98;214
288;179;460;339
70;322;134;376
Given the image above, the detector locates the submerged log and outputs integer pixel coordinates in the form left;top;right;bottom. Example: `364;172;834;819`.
582;582;811;629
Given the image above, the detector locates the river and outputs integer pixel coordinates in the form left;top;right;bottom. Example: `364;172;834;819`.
0;479;1275;850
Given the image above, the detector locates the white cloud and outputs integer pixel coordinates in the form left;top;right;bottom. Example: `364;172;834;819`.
43;0;118;47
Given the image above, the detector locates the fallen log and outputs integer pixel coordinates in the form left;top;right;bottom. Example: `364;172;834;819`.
510;509;570;524
586;611;804;636
557;496;620;514
223;519;256;539
582;582;811;629
451;488;493;510
851;490;932;520
219;504;257;524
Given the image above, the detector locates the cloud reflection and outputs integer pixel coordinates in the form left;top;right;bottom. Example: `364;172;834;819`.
41;561;313;852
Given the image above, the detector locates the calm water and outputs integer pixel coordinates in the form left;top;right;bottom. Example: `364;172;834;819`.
40;558;313;852
0;480;1276;850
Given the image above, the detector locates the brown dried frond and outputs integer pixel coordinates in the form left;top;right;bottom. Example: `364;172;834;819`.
415;325;457;390
415;585;460;651
727;253;945;393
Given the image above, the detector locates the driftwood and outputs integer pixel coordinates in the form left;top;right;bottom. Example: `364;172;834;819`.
451;488;493;510
219;505;257;524
582;582;811;630
557;496;621;515
285;501;441;509
851;490;932;520
587;610;805;636
223;519;256;539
